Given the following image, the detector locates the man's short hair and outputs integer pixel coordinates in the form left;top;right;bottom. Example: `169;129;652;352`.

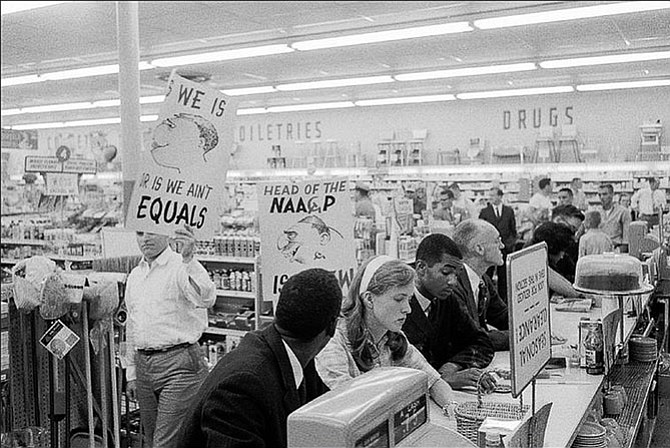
448;182;461;191
584;211;602;229
599;183;614;194
531;222;575;256
440;189;455;200
453;219;488;258
490;187;503;197
275;268;342;340
416;233;462;267
538;178;551;190
551;204;584;221
558;187;574;198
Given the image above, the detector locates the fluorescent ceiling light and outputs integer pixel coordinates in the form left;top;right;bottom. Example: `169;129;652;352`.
1;62;154;87
266;101;355;113
276;76;395;91
474;1;670;29
291;22;473;51
395;63;537;81
221;86;276;96
356;94;456;106
21;102;95;113
1;109;22;116
140;115;159;122
92;99;121;108
10;114;158;130
2;74;45;87
540;51;670;68
576;79;670;91
150;44;294;67
457;86;574;99
2;95;165;116
237;108;269;115
1;1;70;15
139;95;165;104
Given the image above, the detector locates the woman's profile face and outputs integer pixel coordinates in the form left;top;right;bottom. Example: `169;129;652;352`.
369;283;413;333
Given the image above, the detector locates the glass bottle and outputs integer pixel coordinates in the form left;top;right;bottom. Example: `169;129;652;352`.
585;323;604;375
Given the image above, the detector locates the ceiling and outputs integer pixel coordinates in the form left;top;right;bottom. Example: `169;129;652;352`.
2;1;669;127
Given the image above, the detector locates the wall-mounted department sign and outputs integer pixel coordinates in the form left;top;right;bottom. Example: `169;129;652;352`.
507;242;551;397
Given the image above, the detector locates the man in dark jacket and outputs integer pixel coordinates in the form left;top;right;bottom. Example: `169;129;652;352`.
479;187;517;302
176;268;342;448
451;219;510;351
403;233;495;391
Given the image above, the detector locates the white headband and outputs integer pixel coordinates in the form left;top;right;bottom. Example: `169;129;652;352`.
360;255;396;293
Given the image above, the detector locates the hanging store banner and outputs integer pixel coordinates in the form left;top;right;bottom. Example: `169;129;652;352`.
125;71;237;239
507;242;551;397
257;177;357;306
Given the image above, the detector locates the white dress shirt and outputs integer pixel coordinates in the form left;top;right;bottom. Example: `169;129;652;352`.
528;192;553;212
631;186;667;215
282;339;304;389
125;246;216;381
463;263;482;314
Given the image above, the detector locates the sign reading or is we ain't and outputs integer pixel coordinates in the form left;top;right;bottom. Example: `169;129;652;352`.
125;71;238;240
507;242;551;397
256;178;357;307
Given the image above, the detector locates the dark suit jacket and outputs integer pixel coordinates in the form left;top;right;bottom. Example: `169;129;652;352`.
451;269;510;351
176;325;328;448
403;294;494;371
479;204;517;252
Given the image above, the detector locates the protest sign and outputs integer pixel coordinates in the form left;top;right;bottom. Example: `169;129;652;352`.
257;178;357;306
507;242;551;397
125;71;237;239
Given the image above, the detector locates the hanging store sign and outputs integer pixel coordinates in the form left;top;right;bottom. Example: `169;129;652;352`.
507;242;551;397
257;177;357;306
125;71;238;239
24;155;97;174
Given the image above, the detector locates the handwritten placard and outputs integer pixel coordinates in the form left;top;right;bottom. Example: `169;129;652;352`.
257;178;357;306
507;242;551;397
45;173;79;196
125;71;237;239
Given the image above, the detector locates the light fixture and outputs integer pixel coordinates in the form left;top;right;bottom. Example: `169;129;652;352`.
291;22;473;51
576;79;670;91
221;86;277;96
276;75;395;91
237;108;269;115
540;50;670;68
20;102;95;114
394;63;537;81
1;1;71;15
2;94;166;116
1;74;44;87
266;101;355;113
355;94;456;106
0;108;22;116
150;44;294;67
473;1;670;29
457;86;574;99
8;114;159;130
1;62;154;87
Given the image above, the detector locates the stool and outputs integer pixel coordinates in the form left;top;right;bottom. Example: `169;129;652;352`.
323;139;339;167
534;127;556;163
308;140;322;167
436;148;461;165
557;125;581;162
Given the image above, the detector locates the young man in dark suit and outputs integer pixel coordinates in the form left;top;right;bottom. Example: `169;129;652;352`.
176;268;342;448
451;219;510;351
403;233;495;391
479;187;517;302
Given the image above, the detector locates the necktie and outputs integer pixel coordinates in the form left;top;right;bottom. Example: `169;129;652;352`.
298;380;307;405
496;206;501;219
477;280;487;325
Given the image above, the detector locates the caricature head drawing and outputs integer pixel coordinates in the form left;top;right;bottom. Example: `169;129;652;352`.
276;215;343;264
150;112;219;173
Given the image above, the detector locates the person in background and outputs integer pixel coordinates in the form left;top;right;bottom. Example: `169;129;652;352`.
571;177;588;211
403;233;495;391
557;187;574;207
597;183;631;253
177;268;342;448
405;184;427;216
619;193;636;222
353;181;376;220
478;187;517;303
579;211;613;257
315;256;454;408
451;220;510;351
125;225;216;448
631;177;667;227
530;222;583;297
432;188;458;223
528;178;554;223
531;221;578;282
448;182;478;221
551;204;585;270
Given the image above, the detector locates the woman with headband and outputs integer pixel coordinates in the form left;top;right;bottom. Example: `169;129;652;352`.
315;255;454;408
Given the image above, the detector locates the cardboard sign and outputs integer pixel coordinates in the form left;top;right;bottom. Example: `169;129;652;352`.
507;242;551;397
40;319;80;360
125;71;237;239
257;178;357;306
45;173;79;196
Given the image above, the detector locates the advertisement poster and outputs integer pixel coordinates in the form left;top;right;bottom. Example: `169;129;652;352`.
125;71;237;239
507;242;551;397
1;129;37;150
257;178;357;306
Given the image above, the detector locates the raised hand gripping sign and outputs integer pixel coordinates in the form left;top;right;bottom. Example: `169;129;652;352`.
125;71;237;239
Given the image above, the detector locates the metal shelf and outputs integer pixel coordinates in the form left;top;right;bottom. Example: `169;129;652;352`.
215;289;255;299
203;327;247;338
0;239;48;246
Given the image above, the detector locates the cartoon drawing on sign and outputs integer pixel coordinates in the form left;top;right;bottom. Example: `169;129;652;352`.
150;113;219;174
276;215;343;264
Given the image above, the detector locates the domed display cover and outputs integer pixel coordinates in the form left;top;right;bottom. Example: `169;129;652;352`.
573;253;653;295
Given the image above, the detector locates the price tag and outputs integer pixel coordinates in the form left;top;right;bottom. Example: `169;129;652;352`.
40;319;80;360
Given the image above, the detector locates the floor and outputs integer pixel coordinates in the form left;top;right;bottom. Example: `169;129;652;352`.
649;396;670;448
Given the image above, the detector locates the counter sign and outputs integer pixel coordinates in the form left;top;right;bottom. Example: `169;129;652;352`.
507;242;551;397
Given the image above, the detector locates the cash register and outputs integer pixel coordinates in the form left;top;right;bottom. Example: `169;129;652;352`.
287;367;476;447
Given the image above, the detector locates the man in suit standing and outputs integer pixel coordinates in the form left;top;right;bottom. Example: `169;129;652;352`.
177;268;342;448
451;219;510;351
479;187;517;303
403;233;495;391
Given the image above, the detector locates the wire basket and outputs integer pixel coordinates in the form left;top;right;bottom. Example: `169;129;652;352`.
455;401;530;444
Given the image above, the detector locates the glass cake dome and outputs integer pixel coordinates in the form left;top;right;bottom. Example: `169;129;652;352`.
573;253;653;295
